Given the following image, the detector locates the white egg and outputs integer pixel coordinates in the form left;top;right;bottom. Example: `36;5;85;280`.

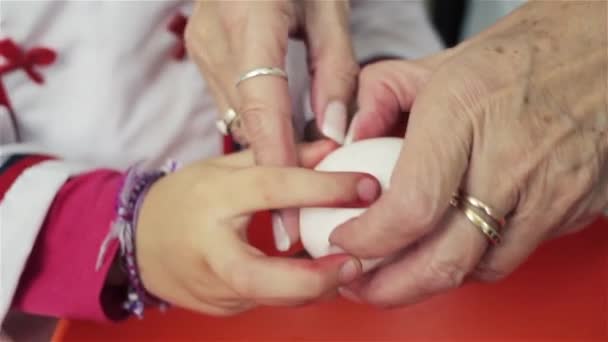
300;137;403;263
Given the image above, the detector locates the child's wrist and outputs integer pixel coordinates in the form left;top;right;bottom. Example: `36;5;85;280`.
97;160;181;319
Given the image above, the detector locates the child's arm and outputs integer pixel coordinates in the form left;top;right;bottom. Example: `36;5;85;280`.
1;153;127;322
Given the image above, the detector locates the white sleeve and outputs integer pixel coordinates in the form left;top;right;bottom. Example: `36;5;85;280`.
0;145;88;323
350;0;444;62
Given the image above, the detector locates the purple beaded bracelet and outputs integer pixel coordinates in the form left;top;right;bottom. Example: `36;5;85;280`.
97;160;179;318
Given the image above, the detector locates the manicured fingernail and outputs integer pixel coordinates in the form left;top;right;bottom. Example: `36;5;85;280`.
272;213;290;252
339;258;362;284
338;287;362;303
344;114;358;145
357;177;380;203
322;101;347;144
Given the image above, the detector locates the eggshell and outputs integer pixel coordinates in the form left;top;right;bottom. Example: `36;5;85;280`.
300;137;403;260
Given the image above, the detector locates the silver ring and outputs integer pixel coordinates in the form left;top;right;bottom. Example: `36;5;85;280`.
216;108;238;136
235;67;288;87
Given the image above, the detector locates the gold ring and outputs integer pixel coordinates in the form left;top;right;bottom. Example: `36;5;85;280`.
459;193;506;227
235;67;288;87
451;195;503;245
461;204;502;244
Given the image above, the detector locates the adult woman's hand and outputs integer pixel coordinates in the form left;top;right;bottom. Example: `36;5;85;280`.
332;1;608;306
135;140;379;316
186;0;359;252
186;1;358;155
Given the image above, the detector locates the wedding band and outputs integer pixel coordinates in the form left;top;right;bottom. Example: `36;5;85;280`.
235;67;288;87
216;108;238;136
460;204;502;244
460;194;506;227
452;192;506;228
451;194;503;245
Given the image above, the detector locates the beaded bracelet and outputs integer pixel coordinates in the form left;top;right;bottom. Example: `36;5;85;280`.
97;160;180;318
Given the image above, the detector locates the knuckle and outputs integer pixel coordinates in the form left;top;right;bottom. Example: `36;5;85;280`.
301;273;329;298
387;190;437;237
359;64;382;84
229;264;259;298
325;60;359;91
221;16;247;39
239;103;272;141
184;25;214;68
337;60;360;81
423;258;468;292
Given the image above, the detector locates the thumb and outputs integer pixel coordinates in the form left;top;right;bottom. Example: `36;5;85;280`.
305;1;359;145
330;76;473;258
346;60;430;143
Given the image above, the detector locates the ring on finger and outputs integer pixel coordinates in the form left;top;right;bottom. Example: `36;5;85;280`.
216;108;239;136
451;193;503;245
235;67;288;87
216;108;248;146
456;192;506;228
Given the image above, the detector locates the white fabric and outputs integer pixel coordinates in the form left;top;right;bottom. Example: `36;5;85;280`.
0;0;441;331
351;0;443;61
0;160;88;323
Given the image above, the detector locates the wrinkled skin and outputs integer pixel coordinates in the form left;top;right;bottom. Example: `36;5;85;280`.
332;1;608;307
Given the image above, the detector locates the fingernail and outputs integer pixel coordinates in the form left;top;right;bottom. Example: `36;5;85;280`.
357;177;380;203
339;258;362;284
272;213;291;252
338;287;362;303
344;114;358;145
322;101;347;144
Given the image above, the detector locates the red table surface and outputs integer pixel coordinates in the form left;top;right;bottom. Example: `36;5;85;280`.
53;214;608;341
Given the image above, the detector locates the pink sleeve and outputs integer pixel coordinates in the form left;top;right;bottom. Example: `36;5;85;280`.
11;169;128;322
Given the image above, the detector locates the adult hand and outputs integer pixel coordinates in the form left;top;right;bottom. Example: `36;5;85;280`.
332;2;608;306
186;0;359;251
136;140;379;316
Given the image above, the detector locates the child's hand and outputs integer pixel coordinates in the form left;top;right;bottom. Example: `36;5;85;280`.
135;140;380;316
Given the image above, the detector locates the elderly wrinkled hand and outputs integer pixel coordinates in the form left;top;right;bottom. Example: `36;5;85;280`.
332;1;608;306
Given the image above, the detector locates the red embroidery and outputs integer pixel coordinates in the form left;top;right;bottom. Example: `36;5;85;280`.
0;39;56;87
167;13;188;60
0;38;56;140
